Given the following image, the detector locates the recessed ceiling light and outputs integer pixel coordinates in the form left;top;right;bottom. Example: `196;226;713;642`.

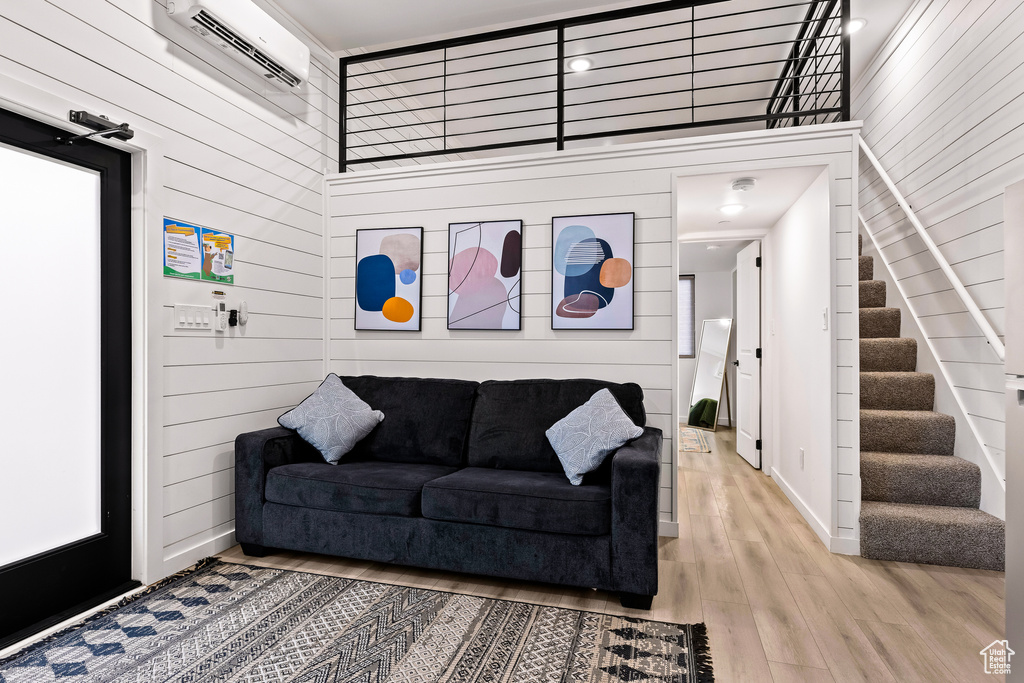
568;57;592;72
720;204;745;215
847;18;867;34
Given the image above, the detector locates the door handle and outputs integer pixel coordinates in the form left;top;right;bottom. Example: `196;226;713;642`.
733;360;740;366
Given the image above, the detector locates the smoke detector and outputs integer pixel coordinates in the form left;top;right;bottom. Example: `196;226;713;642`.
731;177;756;192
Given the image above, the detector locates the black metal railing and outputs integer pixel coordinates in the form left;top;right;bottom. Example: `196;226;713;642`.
339;0;849;171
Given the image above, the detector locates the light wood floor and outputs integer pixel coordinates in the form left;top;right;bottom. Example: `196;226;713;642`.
219;428;1005;682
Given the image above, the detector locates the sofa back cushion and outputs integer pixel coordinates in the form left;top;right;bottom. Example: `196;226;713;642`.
466;379;645;472
339;376;479;466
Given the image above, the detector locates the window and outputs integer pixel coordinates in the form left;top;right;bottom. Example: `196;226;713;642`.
679;275;695;358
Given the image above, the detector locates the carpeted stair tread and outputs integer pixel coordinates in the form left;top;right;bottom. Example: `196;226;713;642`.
860;501;1004;570
860;307;901;338
859;255;873;281
861;452;980;507
861;338;918;371
859;280;887;308
860;372;935;411
860;409;955;455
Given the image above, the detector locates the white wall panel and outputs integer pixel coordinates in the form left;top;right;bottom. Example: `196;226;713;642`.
0;0;336;573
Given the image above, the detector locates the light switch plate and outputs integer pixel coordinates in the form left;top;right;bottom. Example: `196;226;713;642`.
174;304;213;330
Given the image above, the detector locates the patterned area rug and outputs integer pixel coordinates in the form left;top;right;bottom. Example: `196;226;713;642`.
0;559;713;682
679;427;711;453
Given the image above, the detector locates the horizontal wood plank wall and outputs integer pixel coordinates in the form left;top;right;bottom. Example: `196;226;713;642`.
326;124;860;536
853;0;1019;498
0;0;337;574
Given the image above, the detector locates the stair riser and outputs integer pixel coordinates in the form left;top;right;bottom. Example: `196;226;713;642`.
859;255;873;281
860;308;901;338
860;373;935;411
860;514;1004;571
859;281;887;308
860;339;918;372
860;412;955;455
861;457;980;508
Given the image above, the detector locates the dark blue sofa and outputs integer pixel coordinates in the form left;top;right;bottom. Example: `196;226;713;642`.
234;376;662;608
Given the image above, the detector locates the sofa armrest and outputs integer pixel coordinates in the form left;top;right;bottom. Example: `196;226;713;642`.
610;426;662;597
234;426;308;546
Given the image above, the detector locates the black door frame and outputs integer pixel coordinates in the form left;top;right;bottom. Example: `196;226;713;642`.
0;107;139;650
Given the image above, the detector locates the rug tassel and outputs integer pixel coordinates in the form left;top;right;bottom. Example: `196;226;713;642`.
690;622;715;682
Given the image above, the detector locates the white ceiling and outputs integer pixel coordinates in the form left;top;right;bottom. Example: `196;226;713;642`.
679;239;751;273
676;165;825;239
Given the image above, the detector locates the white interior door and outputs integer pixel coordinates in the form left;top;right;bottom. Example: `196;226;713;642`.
735;241;761;468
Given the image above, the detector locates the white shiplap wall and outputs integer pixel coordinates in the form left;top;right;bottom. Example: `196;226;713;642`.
853;0;1020;507
326;123;860;540
0;0;337;574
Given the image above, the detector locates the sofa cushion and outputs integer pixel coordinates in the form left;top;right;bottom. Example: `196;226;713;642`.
547;388;645;485
277;374;384;464
465;379;645;472
265;461;458;517
421;467;611;536
339;376;479;466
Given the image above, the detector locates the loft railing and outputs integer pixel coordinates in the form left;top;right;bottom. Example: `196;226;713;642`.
339;0;850;171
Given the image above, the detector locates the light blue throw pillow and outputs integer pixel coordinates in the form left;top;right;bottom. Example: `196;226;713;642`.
278;374;384;464
546;388;644;485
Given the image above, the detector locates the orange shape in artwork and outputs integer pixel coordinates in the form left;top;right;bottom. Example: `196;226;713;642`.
382;296;414;323
599;258;632;288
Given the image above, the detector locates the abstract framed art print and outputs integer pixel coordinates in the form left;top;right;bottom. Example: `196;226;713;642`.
551;212;634;330
448;220;523;330
354;227;422;331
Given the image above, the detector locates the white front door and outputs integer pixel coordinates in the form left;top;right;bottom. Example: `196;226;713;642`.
735;241;761;468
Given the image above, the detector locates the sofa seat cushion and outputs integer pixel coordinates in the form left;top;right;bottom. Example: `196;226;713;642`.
421;467;611;536
265;461;458;517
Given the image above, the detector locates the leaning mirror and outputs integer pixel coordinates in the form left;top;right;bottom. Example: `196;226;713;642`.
687;318;734;431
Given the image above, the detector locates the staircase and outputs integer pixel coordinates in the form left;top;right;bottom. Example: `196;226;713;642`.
857;234;1005;571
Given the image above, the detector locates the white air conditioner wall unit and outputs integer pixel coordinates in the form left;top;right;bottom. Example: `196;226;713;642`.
167;0;310;90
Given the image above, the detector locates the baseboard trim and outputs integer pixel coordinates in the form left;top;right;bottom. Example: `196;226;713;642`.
659;520;679;538
163;529;236;576
770;468;859;555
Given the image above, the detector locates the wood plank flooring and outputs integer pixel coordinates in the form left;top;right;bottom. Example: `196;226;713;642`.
218;427;1005;682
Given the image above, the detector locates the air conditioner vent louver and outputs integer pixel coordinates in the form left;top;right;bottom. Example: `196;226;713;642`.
192;9;301;88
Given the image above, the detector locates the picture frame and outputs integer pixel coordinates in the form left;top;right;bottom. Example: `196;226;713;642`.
551;212;635;330
447;220;523;330
354;227;423;331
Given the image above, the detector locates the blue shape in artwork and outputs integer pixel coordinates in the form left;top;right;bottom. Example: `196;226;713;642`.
399;268;417;285
356;254;396;311
564;238;614;309
553;224;595;275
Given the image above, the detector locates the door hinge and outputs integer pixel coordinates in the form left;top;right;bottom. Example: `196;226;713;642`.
755;347;762;358
755;439;762;450
755;256;761;267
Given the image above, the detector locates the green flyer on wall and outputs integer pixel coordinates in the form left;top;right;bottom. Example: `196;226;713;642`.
163;218;235;284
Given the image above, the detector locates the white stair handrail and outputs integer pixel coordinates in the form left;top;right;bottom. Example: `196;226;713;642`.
859;138;1005;362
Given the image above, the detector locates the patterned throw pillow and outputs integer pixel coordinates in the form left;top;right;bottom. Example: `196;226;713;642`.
546;388;644;485
278;374;384;464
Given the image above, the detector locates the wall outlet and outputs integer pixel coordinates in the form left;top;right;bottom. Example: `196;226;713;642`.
799;448;805;469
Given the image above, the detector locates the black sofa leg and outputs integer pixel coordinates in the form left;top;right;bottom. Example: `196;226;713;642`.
620;592;654;610
240;543;271;557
